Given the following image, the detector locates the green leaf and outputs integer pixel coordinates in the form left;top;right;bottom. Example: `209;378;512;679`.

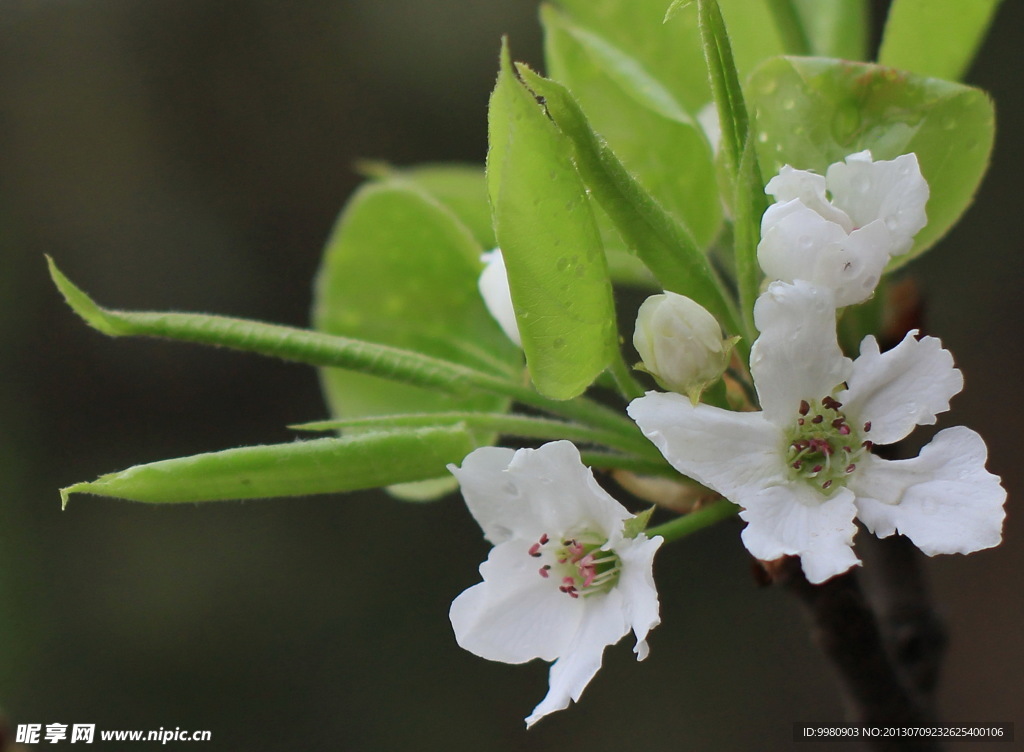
362;162;496;249
747;57;995;263
541;5;721;248
879;0;1002;82
487;42;617;400
550;0;784;114
48;257;639;437
516;66;743;342
313;179;520;421
793;0;869;60
731;134;766;341
60;426;475;505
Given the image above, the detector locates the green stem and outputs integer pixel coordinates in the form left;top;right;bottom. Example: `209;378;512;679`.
647;497;739;542
608;347;646;401
578;451;676;478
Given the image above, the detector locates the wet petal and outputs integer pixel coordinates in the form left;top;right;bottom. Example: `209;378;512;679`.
615;534;663;661
852;427;1005;555
840;331;963;446
765;165;853;230
825;151;928;256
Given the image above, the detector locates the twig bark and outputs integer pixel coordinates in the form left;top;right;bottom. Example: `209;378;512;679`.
767;557;942;752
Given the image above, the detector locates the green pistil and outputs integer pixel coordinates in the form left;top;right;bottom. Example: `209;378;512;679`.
786;396;872;496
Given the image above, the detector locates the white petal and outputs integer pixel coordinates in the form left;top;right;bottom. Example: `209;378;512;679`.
840;331;963;446
852;427;1006;555
450;540;584;665
765;165;853;231
615;534;663;660
450;442;632;545
739;484;861;584
825;152;928;256
750;281;851;424
757;203;891;306
525;588;630;727
478;249;522;346
628;391;785;505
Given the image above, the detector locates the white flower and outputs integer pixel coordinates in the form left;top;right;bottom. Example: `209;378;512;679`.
633;291;734;401
448;440;662;727
758;151;929;306
628;280;1004;584
478;248;521;346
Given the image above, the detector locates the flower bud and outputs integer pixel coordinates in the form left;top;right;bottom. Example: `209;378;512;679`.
633;292;733;401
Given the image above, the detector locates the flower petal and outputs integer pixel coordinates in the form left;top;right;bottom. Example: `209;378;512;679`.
757;203;891;306
840;331;963;446
750;281;851;424
825;151;928;257
478;248;522;346
628;391;785;505
450;442;633;545
764;165;853;231
450;539;584;665
525;588;630;727
739;484;860;584
852;427;1005;555
615;534;663;661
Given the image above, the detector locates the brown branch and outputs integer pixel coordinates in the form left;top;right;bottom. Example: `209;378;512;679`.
766;557;942;752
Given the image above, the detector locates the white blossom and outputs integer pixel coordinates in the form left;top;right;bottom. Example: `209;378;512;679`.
758;151;929;306
633;291;735;401
478;248;521;346
628;281;1004;584
449;440;662;726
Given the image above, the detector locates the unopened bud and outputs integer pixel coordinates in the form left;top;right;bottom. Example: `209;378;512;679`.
633;292;734;401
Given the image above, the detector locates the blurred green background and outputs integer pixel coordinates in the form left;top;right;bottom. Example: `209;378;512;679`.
0;1;1020;749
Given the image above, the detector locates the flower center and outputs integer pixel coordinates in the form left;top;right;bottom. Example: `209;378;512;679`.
528;532;621;598
786;396;873;496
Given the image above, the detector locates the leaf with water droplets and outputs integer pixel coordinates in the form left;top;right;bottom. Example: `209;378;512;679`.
748;57;995;264
487;41;618;400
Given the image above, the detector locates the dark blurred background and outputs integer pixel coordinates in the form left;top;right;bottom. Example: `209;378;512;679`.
0;1;1020;750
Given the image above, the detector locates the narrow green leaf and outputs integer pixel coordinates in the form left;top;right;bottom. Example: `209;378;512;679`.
697;0;750;185
48;257;638;437
487;41;617;401
542;5;721;248
313;180;520;420
879;0;1002;82
766;0;811;56
60;426;475;505
292;411;660;459
793;0;869;60
516;66;742;340
748;57;995;264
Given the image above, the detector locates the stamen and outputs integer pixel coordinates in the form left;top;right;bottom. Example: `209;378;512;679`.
538;566;550;578
863;422;872;432
811;415;824;424
845;464;856;473
799;400;810;416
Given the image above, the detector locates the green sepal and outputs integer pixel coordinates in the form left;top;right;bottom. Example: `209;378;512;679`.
487;40;618;401
623;505;657;539
747;57;995;264
59;426;475;506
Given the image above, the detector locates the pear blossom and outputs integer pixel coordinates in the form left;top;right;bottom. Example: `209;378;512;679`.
448;440;662;726
633;291;735;401
758;151;929;306
628;281;1004;584
478;248;521;346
